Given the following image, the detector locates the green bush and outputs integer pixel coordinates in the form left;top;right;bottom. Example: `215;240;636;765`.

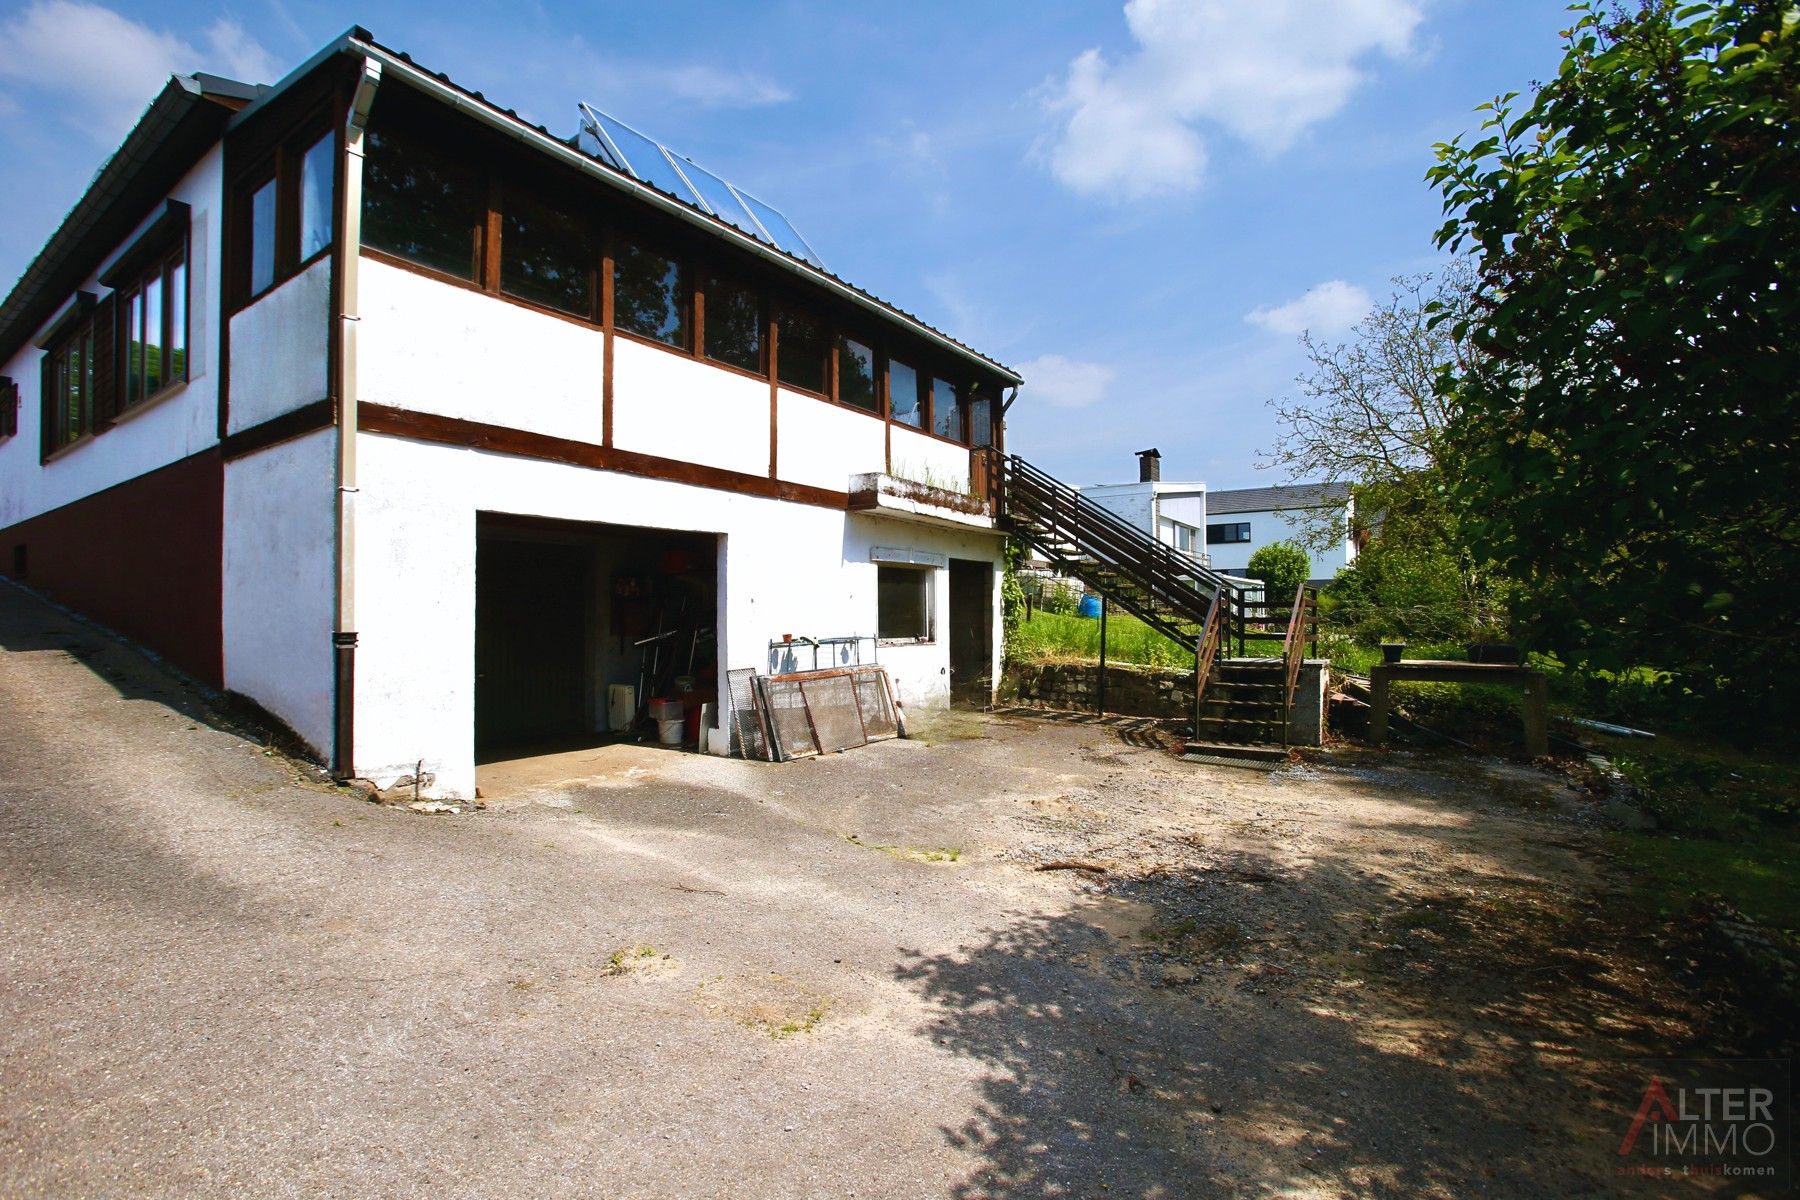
1247;541;1310;604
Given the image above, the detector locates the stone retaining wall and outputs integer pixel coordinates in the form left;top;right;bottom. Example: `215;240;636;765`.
1003;658;1329;746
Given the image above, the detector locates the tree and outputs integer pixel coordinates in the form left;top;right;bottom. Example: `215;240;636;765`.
1262;267;1507;641
1428;0;1799;715
1247;542;1310;605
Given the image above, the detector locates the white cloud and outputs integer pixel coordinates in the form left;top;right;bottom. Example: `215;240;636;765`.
644;64;791;108
1017;354;1117;409
1044;0;1426;199
1245;280;1373;337
0;1;278;140
202;18;280;86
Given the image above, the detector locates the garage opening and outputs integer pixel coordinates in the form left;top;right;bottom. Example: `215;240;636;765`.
475;514;719;769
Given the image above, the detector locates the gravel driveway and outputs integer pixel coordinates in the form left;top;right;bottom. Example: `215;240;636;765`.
0;581;1721;1198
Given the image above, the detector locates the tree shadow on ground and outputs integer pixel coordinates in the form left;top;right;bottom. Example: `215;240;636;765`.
895;769;1726;1199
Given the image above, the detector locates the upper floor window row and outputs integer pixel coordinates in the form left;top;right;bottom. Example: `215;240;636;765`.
357;119;999;448
38;205;191;459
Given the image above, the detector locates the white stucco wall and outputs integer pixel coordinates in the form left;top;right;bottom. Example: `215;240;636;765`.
1208;505;1357;581
612;337;770;475
774;387;886;492
1082;482;1155;534
0;146;225;529
222;427;336;757
226;255;330;434
352;432;1004;798
889;425;969;494
356;258;605;442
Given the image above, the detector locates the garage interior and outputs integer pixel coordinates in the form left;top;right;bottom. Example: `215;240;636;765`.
474;514;720;769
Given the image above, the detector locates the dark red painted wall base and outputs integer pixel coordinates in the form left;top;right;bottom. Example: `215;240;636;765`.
0;451;223;686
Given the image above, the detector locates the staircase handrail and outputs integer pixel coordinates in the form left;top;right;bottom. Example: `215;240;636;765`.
1281;582;1318;749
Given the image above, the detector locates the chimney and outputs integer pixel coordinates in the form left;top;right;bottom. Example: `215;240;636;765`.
1136;448;1161;483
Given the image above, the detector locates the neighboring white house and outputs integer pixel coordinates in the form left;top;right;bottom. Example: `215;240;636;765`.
0;29;1020;799
1081;449;1210;559
1204;482;1357;584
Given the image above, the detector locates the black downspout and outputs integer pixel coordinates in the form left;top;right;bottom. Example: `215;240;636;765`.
332;632;357;777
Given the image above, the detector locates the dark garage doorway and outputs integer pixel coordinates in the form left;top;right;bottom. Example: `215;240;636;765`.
475;515;719;762
948;558;994;707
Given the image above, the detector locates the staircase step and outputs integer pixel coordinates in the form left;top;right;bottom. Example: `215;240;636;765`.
1181;741;1286;768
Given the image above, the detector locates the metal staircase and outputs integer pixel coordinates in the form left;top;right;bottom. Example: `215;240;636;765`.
991;452;1317;754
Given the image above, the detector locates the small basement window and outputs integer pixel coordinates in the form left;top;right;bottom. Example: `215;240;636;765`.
877;564;933;642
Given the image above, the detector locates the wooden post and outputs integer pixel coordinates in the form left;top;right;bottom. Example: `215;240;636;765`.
1097;594;1108;715
1522;673;1549;758
1192;637;1203;740
1369;664;1390;747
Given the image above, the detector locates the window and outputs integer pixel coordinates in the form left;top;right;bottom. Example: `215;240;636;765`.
248;176;277;296
839;337;878;412
239;125;338;304
968;387;994;448
362;125;484;281
889;359;922;428
775;307;827;393
877;565;933;641
501;191;597;318
43;316;95;454
0;376;17;441
298;132;335;262
117;245;187;409
1161;520;1197;553
702;274;762;373
1206;522;1251;545
931;377;961;441
613;239;687;346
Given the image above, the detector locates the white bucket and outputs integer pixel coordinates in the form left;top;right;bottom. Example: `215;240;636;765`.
656;718;684;745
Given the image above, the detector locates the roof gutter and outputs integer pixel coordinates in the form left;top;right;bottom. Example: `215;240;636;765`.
324;36;1020;386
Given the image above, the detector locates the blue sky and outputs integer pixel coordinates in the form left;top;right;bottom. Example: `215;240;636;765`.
0;0;1571;488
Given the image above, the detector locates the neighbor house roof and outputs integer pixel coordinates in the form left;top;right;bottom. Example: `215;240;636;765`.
1207;481;1351;515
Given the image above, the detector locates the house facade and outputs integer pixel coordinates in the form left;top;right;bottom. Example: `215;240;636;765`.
1081;449;1210;561
0;30;1020;799
1204;482;1356;584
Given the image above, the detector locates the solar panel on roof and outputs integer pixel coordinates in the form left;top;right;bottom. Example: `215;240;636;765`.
577;102;824;270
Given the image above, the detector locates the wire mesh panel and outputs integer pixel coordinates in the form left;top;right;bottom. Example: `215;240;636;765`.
727;668;768;760
800;674;867;753
757;677;821;760
851;667;900;740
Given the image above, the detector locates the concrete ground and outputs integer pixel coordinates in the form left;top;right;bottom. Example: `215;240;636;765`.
0;581;1722;1198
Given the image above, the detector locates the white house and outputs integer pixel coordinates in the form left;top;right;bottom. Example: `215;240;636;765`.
0;29;1021;799
1204;482;1357;584
1081;449;1209;559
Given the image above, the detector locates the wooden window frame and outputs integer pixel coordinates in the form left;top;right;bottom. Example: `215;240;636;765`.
112;240;190;414
230;112;337;311
875;562;936;645
39;302;97;460
0;376;17;441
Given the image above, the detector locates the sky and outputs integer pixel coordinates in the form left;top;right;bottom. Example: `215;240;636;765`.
0;0;1574;489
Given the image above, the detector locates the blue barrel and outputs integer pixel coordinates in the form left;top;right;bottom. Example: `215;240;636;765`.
1078;594;1102;619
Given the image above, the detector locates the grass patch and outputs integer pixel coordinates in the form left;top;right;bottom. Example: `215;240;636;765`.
1597;733;1800;934
1612;830;1800;932
845;834;961;863
600;944;664;976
